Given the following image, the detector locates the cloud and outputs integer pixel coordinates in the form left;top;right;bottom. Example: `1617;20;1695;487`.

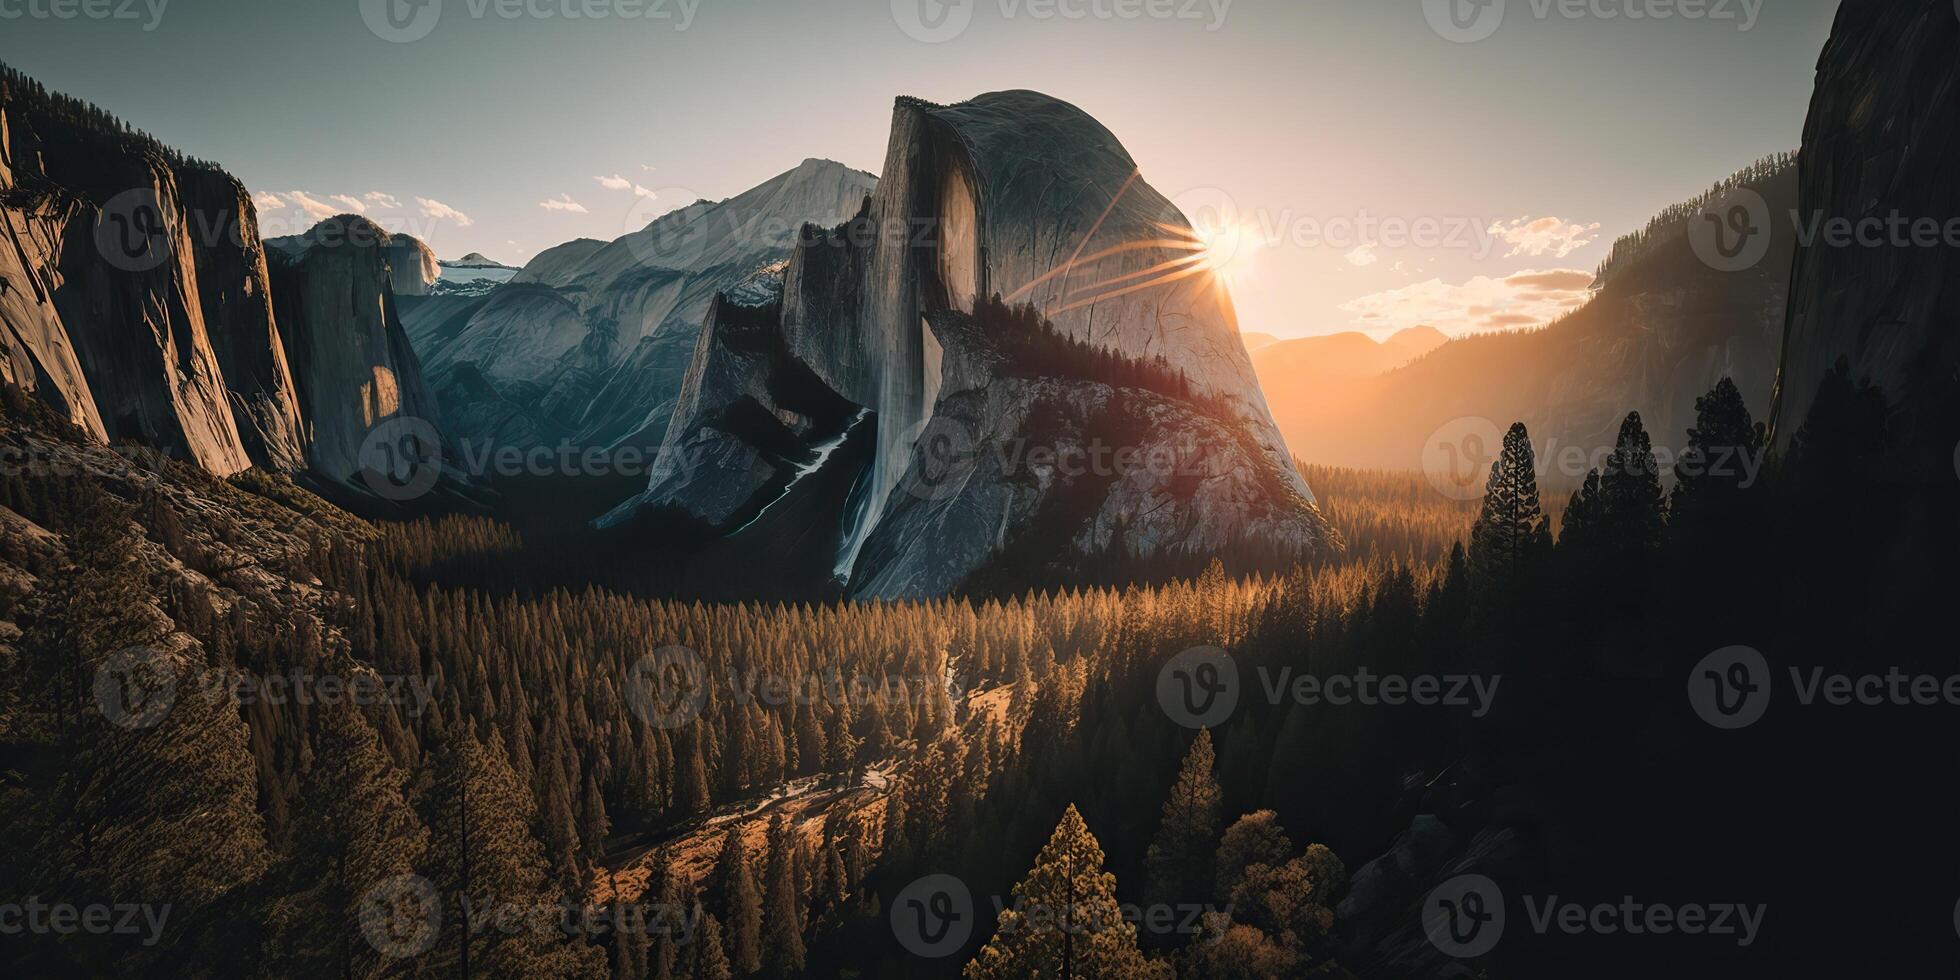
252;192;287;211
1487;216;1602;259
417;197;474;227
286;191;339;221
1339;267;1596;336
538;194;589;214
1343;244;1380;268
364;192;403;210
329;194;367;214
634;185;658;199
595;174;632;191
640;164;658;172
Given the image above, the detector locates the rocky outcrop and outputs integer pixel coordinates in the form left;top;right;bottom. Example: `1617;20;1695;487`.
0;71;253;475
410;160;878;453
1770;0;1960;445
178;169;308;471
267;216;447;483
385;232;439;296
627;91;1333;597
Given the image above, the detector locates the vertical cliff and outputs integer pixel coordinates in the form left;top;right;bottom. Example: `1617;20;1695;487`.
179;168;308;471
633;91;1333;597
267;216;447;483
1771;0;1960;444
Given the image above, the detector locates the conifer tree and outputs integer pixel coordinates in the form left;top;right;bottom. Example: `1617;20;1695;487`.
1599;411;1667;553
759;813;807;977
964;805;1170;980
689;913;734;980
1671;377;1764;525
1467;423;1552;591
704;829;761;974
1212;810;1293;904
264;698;429;980
1144;729;1222;908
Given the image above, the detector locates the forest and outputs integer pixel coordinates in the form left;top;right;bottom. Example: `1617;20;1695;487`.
5;340;1955;976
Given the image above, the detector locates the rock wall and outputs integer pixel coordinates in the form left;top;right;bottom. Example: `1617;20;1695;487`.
1771;0;1960;444
179;168;308;471
267;216;446;483
385;233;440;296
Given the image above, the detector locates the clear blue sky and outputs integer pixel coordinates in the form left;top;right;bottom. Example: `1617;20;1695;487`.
1;0;1841;337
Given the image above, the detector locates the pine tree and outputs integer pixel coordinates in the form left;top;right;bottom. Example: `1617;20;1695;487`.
688;913;734;980
704;829;761;974
264;698;429;980
1599;411;1667;553
759;813;807;977
422;727;604;978
1144;729;1222;908
964;805;1171;980
1671;377;1764;526
1467;422;1552;592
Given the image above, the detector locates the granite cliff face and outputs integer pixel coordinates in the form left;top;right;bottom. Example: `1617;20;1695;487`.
621;91;1334;597
404;159;878;454
267;216;447;483
0;71;256;475
1770;0;1960;444
385;232;440;296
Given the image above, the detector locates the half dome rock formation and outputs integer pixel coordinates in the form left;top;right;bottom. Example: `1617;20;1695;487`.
0;67;257;475
403;159;878;453
617;91;1335;597
267;215;447;483
385;232;440;296
1771;0;1960;446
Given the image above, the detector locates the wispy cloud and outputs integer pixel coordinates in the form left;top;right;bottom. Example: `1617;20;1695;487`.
595;174;632;191
1488;216;1602;259
365;191;403;209
418;197;474;227
538;194;589;214
252;191;287;211
286;191;338;221
329;194;367;214
1339;268;1595;335
1343;243;1380;268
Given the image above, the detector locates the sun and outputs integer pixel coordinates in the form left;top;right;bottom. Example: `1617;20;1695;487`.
1191;214;1263;290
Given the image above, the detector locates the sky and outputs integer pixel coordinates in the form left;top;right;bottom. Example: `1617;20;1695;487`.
0;0;1841;339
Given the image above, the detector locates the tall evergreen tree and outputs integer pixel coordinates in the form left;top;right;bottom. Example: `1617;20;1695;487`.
264;698;429;980
704;829;761;975
1671;377;1765;525
1468;422;1552;591
1598;411;1667;553
964;805;1171;980
759;813;807;977
1144;729;1222;908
